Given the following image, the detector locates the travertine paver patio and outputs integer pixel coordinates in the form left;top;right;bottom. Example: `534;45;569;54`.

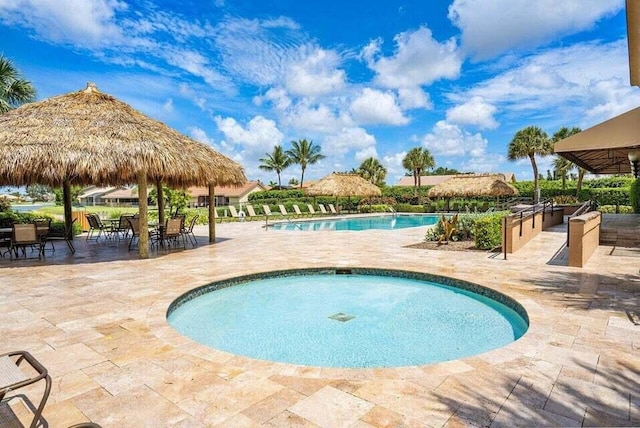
1;217;639;427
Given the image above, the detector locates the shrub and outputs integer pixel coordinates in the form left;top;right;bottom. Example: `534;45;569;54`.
49;220;82;236
630;179;640;213
473;213;507;250
424;213;478;242
553;195;579;204
0;197;11;212
395;204;426;213
359;204;389;213
598;205;634;214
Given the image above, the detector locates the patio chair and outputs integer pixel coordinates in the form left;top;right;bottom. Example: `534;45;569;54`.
0;351;52;428
292;204;305;218
85;214;111;241
328;204;338;215
33;218;51;241
182;214;199;247
10;223;44;259
127;217;141;251
279;204;293;218
306;204;318;217
45;218;77;254
228;206;245;222
112;214;134;240
160;217;185;249
262;205;274;217
245;205;259;221
318;204;329;215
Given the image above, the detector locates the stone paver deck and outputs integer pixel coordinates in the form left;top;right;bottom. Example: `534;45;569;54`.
1;216;639;427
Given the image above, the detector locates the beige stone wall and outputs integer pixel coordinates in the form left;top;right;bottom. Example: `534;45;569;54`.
503;208;564;254
568;211;602;268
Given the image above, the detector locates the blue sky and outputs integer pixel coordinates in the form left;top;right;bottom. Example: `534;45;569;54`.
1;0;638;186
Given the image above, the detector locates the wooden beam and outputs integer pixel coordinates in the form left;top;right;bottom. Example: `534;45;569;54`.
63;178;73;240
156;179;165;226
138;173;149;258
209;183;216;243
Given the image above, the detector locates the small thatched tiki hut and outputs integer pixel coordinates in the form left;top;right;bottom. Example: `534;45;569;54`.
427;174;518;199
0;83;246;258
306;173;382;198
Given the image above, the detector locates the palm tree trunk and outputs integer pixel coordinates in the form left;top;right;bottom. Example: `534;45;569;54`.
300;168;305;188
530;154;539;203
576;168;585;198
277;172;281;188
413;171;418;197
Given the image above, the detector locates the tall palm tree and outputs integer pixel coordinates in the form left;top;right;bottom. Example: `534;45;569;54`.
259;145;291;189
0;55;36;113
507;126;553;203
286;139;326;188
402;147;435;195
552;127;583;196
357;157;387;186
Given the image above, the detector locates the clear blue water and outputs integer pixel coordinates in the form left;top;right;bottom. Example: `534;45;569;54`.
270;214;439;231
168;274;528;368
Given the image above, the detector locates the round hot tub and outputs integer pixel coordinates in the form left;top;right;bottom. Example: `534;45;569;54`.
167;268;528;368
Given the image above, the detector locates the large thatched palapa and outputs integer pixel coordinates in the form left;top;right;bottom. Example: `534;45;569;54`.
305;173;382;197
428;174;518;198
0;83;246;257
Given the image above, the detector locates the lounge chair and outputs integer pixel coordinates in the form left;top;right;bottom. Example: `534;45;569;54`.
278;204;293;218
10;223;44;259
306;204;318;217
213;209;224;223
328;204;338;215
245;205;259;221
262;205;274;217
318;204;329;215
45;218;77;254
0;351;51;428
228;206;245;222
292;204;306;218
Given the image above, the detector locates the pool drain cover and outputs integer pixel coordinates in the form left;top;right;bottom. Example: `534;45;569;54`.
329;312;354;322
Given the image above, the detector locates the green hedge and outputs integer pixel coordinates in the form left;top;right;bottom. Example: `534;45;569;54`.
395;203;426;213
598;205;634;214
630;179;639;213
359;204;389;213
473;213;506;250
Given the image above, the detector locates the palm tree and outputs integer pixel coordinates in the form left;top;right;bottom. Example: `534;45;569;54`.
259;145;291;189
0;55;36;113
552;155;574;189
507;126;553;203
286;139;326;188
357;157;387;186
402;147;435;195
552;127;583;196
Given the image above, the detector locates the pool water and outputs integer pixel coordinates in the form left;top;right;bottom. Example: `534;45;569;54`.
269;214;439;231
168;271;528;368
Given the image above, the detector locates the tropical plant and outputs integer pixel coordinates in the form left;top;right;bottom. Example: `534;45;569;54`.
507;126;553;203
438;213;458;245
259;145;291;189
429;166;460;176
402;147;435;195
357;157;387;186
0;55;36;113
286;139;325;188
552;127;583;196
288;177;299;186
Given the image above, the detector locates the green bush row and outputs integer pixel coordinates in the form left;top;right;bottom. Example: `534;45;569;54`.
598;205;634;214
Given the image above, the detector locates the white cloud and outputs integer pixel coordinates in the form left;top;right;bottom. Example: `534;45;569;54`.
323;127;376;158
214;115;284;154
0;0;127;47
254;87;292;111
447;40;640;128
350;88;409;126
179;83;207;110
355;146;379;163
284;102;352;133
285;48;346;96
398;88;432;110
363;26;462;89
420;121;487;157
461;153;506;173
383;151;408;183
446;96;498;129
448;0;623;60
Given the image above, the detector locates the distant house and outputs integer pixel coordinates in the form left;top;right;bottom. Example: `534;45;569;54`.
187;181;267;207
397;173;516;187
77;186;117;205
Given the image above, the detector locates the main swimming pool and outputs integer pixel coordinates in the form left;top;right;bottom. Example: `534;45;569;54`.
269;213;439;231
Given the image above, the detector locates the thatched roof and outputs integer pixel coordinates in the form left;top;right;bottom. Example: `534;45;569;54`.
427;174;519;198
305;173;382;197
0;83;246;187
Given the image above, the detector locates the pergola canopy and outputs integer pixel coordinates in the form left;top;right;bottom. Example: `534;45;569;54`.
554;106;640;175
305;173;382;197
427;174;519;198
